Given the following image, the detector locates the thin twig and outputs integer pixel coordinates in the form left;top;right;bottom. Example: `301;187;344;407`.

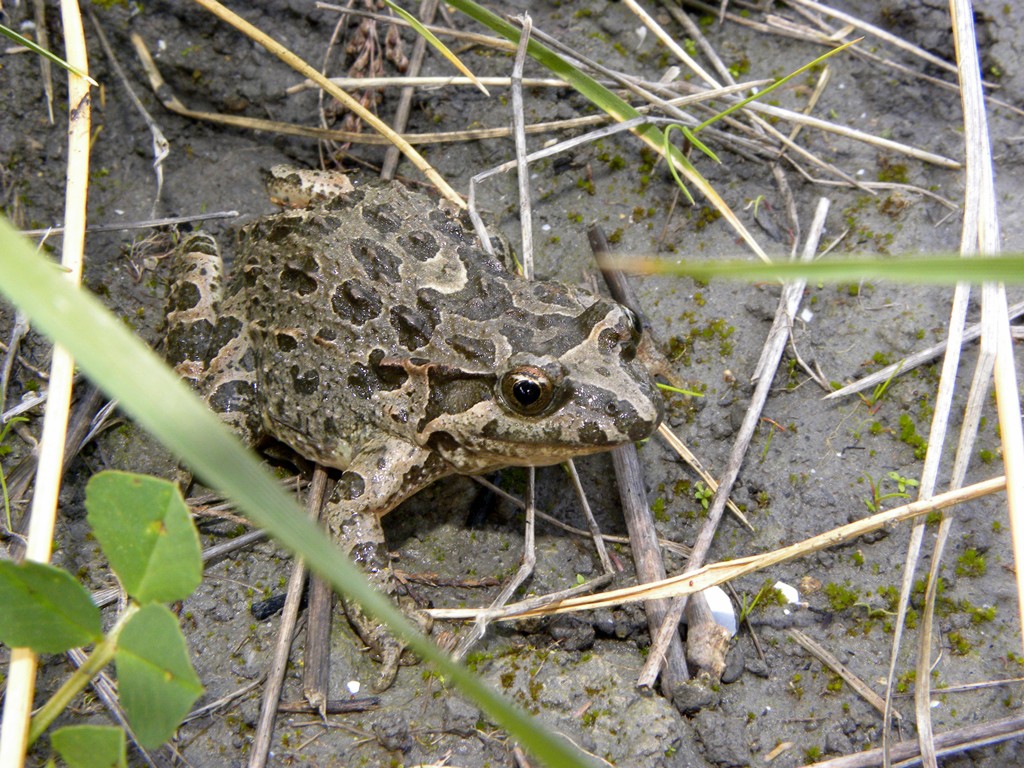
248;469;328;768
469;474;691;557
825;301;1024;400
452;468;537;659
565;460;613;575
17;210;240;238
788;629;900;721
511;13;534;278
640;198;830;687
804;714;1024;768
65;648;162;768
380;0;439;180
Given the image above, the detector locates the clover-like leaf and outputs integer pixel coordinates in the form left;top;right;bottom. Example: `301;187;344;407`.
115;604;203;749
0;560;101;652
86;471;201;604
51;725;127;768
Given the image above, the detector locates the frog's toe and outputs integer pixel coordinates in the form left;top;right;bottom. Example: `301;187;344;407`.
372;641;403;692
343;593;432;691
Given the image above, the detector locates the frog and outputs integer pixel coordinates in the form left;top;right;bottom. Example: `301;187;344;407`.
164;171;664;689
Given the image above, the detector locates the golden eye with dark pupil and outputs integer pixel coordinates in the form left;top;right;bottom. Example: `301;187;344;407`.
513;379;541;406
500;366;555;415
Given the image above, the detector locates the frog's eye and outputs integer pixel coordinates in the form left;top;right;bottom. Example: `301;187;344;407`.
499;366;556;416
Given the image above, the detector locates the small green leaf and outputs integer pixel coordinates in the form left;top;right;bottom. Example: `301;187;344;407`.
115;604;203;749
51;726;127;768
0;561;102;652
86;471;201;604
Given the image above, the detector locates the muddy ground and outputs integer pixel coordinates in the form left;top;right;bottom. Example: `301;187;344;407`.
3;0;1024;766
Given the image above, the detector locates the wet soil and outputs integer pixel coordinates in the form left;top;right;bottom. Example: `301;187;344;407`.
3;0;1024;766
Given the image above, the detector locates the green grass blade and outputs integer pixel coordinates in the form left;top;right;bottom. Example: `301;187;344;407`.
444;0;768;261
693;39;860;133
383;0;489;95
604;253;1024;284
0;23;98;86
0;219;598;767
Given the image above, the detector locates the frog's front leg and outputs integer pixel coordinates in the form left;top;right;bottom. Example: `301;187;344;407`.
325;438;450;690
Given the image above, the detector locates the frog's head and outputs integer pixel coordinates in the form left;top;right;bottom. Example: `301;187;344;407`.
420;295;664;472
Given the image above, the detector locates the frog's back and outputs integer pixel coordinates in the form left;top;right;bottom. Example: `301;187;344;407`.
232;181;662;474
233;183;514;466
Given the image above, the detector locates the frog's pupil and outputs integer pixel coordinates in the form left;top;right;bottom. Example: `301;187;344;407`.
512;379;541;406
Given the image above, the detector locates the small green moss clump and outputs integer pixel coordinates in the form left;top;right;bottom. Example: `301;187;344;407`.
948;631;972;656
824;582;859;612
955;548;987;578
898;414;928;459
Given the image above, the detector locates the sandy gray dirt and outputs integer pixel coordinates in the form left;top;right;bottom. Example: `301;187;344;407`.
3;0;1024;766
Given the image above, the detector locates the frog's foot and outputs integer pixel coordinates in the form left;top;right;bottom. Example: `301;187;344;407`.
342;589;432;692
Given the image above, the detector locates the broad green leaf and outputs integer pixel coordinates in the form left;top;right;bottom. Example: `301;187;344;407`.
0;216;599;766
86;471;201;604
115;604;203;749
50;726;127;768
0;560;102;652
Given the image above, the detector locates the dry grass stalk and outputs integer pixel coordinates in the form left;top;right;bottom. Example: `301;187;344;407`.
658;408;752;531
428;476;1005;623
471;474;691;558
189;0;461;206
0;1;92;764
825;301;1024;400
787;629;900;721
803;713;1024;768
289;75;573;93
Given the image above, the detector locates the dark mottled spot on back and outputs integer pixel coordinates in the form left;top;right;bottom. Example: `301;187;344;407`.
370;349;410;391
211;316;244;357
290;366;319;396
347;362;374;400
331;279;383;326
275;332;297;352
362;202;402;234
449;274;514;321
208;378;256;415
337;470;366;501
448;334;496;367
429;209;469;241
262;215;301;244
399;231;440;261
241;264;261;288
350;238;401;283
531;280;577;308
390;304;437;351
279;266;318;295
316;327;337;342
500;322;533;351
324;188;364;210
171;281;202;312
